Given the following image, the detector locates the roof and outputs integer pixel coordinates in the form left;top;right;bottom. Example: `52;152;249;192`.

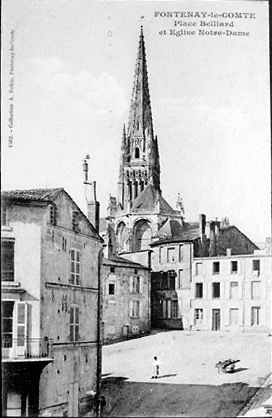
1;188;103;242
131;184;177;214
1;188;63;203
103;254;149;270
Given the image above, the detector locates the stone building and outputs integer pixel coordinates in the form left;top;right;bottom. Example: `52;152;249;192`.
149;216;260;330
102;255;150;344
1;188;103;417
190;245;271;332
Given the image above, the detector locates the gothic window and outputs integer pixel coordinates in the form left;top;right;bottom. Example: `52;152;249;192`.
135;147;140;158
134;182;138;199
134;220;152;251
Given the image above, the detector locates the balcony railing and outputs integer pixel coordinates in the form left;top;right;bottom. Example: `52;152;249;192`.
2;337;53;360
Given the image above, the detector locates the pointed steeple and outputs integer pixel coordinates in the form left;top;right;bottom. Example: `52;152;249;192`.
117;27;161;208
127;26;153;140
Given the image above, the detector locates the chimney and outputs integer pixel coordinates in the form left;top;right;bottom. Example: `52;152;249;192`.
209;221;216;256
83;157;100;232
199;214;206;239
86;181;100;232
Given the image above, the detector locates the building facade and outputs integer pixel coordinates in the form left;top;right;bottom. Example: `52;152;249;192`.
102;255;150;344
1;188;103;417
190;248;271;332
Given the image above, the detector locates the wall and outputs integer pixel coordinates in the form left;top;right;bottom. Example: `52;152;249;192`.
39;191;103;415
191;252;271;333
102;261;150;343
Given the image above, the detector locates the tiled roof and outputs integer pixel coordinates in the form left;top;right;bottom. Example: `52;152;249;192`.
103;255;149;269
132;184;176;214
1;188;63;203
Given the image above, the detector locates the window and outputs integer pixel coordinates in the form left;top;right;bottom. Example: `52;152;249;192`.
179;245;183;261
71;249;80;285
251;307;260;326
131;276;140;293
195;263;202;276
109;283;115;295
1;206;8;226
49;205;57;226
229;308;239;326
168;270;176;290
230;282;238;299
195;283;203;298
213;262;220;275
251;281;261;299
231;261;238;274
135;147;140;158
1;240;14;281
2;301;14;346
72;211;80;232
110;267;115;273
171;300;179;318
212;282;220;298
130;300;140;318
167;247;175;262
159;247;163;263
158;300;164;318
194;309;203;324
253;260;260;275
69;306;79;342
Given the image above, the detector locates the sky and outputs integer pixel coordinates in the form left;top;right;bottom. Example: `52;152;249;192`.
2;0;270;243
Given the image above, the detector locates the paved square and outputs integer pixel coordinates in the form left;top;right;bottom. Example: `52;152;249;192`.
101;331;271;417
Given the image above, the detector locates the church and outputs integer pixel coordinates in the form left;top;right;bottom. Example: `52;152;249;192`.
104;27;184;256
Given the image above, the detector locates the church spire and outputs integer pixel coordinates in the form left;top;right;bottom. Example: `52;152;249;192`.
127;26;153;140
117;27;161;208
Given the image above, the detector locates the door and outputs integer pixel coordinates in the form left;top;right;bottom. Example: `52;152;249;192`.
212;309;220;331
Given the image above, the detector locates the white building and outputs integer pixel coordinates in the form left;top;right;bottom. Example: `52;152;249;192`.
191;247;271;332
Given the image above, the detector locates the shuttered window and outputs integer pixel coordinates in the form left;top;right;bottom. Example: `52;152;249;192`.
1;241;15;281
69;306;79;342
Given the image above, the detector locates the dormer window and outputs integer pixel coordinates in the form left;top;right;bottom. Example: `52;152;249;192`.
49;205;57;226
72;211;80;232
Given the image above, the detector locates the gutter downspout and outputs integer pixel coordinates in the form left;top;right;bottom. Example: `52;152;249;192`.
96;246;104;417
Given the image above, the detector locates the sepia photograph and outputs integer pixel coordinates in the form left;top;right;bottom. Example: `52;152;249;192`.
1;0;271;417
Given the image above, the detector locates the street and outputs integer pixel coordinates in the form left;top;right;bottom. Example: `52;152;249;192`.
101;330;271;417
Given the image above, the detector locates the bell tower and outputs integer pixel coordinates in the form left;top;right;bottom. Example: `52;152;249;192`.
117;27;160;210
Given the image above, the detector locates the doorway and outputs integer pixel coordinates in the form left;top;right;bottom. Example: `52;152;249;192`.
212;309;220;331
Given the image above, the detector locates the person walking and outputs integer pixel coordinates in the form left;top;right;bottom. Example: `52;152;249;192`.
151;356;160;379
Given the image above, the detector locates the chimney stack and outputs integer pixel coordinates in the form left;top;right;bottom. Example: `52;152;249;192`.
83;156;100;232
199;214;206;239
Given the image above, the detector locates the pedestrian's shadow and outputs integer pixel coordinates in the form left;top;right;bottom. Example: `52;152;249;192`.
156;373;177;379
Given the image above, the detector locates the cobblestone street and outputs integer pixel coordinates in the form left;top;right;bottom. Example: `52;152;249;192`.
101;330;271;417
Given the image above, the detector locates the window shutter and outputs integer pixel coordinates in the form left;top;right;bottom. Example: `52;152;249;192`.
130;276;133;293
225;282;230;299
238;282;243;300
261;280;266;300
129;300;133;317
139;301;142;318
238;260;242;275
139;277;143;293
203;282;207;299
